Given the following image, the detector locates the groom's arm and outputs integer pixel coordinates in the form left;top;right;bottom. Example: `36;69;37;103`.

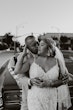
50;75;69;87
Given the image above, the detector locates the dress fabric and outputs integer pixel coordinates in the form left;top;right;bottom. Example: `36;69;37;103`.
27;62;59;110
57;84;71;110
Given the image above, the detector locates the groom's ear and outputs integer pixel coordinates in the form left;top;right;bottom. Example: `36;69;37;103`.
37;42;39;46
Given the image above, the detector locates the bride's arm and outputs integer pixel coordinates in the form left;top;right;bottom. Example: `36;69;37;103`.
14;46;30;75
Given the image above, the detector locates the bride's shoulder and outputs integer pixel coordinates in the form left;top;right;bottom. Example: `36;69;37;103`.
47;57;57;65
48;56;56;61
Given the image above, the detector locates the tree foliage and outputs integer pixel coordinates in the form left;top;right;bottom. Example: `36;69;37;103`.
0;32;20;50
60;36;68;43
2;33;13;47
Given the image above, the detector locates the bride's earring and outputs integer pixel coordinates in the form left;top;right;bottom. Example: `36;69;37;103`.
47;50;50;56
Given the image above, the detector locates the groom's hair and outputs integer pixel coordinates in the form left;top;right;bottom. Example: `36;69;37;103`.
25;35;35;44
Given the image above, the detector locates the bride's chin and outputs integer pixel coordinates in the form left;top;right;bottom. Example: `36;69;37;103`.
38;53;41;56
38;52;43;56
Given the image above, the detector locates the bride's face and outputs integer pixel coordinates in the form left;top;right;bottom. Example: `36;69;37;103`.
38;40;48;56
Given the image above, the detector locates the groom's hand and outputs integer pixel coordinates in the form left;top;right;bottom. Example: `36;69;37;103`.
30;77;43;86
62;74;69;84
30;77;51;87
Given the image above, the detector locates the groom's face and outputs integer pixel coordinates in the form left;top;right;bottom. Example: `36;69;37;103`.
26;38;38;54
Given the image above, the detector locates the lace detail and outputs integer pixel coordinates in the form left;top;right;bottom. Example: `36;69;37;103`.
28;61;59;110
29;62;59;82
27;61;71;110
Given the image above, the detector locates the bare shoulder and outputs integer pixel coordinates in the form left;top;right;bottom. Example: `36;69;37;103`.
47;57;57;65
49;57;56;62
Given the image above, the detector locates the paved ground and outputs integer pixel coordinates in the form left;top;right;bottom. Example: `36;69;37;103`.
0;50;15;67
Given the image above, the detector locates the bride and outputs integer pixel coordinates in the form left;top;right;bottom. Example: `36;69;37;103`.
28;38;71;110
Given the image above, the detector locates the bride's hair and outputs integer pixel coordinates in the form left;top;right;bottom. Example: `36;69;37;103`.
40;38;56;57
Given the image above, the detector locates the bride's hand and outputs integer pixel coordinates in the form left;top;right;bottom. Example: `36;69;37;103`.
23;45;27;53
22;45;28;57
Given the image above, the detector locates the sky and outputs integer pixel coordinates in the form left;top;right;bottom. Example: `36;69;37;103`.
0;0;73;44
